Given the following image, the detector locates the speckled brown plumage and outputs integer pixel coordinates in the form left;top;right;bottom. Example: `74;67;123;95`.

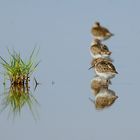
95;60;118;74
90;58;112;67
91;22;114;40
90;42;111;56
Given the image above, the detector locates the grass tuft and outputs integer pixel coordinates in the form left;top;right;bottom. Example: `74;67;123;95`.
0;48;40;120
0;48;40;85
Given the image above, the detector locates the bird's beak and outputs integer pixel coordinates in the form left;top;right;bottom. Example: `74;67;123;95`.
111;33;114;36
108;51;112;55
116;71;118;74
115;96;118;99
88;65;94;70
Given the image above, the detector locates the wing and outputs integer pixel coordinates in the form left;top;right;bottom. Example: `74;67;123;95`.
91;26;110;36
96;61;117;73
91;45;101;54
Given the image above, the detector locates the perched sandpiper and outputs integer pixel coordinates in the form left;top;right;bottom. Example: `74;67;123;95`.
90;39;112;59
91;22;114;41
89;58;118;80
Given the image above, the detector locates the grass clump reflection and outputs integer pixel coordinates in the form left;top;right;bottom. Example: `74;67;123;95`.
1;84;39;115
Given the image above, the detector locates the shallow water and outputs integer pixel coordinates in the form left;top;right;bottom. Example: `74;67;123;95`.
0;0;140;140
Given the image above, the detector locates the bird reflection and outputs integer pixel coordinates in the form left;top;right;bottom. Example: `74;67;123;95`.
90;76;118;109
0;83;39;119
91;76;111;96
90;87;118;109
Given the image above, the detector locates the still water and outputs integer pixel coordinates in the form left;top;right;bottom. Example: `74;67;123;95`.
0;0;140;140
0;38;138;140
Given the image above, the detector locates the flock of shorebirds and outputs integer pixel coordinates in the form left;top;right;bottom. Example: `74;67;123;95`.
89;22;118;109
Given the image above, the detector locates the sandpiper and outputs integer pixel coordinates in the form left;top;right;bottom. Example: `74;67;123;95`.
90;39;112;59
91;22;114;41
89;58;118;80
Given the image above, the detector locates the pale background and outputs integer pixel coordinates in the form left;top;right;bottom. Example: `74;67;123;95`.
0;0;139;140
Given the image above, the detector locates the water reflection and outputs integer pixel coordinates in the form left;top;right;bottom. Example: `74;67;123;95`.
91;76;111;96
89;22;118;110
90;80;118;109
0;80;39;119
33;77;41;91
94;88;118;109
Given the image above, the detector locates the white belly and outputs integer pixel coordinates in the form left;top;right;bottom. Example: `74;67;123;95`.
95;70;116;79
94;36;104;41
90;50;110;59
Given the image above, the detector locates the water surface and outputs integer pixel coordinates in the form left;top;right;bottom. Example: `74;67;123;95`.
0;0;139;140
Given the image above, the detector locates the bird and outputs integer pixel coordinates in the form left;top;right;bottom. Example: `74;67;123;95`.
90;39;112;59
90;57;112;67
91;22;114;41
89;58;118;80
94;88;118;109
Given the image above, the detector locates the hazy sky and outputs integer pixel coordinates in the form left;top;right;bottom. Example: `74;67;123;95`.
0;0;140;140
